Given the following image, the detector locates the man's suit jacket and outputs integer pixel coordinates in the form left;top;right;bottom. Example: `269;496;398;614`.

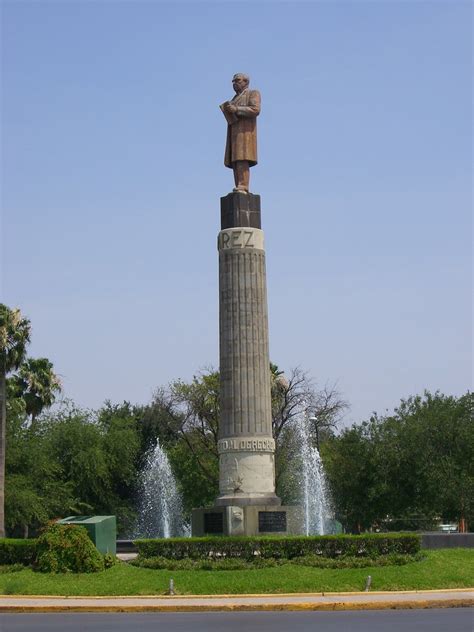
224;88;261;168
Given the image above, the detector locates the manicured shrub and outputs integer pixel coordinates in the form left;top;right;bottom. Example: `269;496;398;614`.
35;523;104;573
130;549;425;571
0;539;37;566
130;556;285;571
134;533;421;561
291;552;425;569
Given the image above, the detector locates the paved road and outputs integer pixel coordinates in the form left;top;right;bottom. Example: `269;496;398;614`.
1;609;473;631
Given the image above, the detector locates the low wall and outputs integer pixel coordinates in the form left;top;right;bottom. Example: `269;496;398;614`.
421;533;474;549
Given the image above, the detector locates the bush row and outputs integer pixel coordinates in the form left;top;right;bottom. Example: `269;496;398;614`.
135;533;421;561
0;539;37;566
131;550;424;571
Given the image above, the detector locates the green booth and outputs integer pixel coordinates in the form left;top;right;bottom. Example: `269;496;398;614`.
58;515;116;555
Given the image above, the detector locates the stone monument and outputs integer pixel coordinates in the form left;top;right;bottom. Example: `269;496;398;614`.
191;74;303;536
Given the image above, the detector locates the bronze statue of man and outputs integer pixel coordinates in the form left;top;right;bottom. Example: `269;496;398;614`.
220;73;261;193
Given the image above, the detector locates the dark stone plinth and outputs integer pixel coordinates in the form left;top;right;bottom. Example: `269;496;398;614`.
191;505;304;536
221;192;261;229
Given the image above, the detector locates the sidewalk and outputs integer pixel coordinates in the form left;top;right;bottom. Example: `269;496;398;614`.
0;589;472;612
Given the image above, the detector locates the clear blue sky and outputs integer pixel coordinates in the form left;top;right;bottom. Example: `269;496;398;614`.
2;0;472;426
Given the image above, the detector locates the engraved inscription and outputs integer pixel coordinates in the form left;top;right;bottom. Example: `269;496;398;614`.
244;231;254;247
218;229;255;250
221;232;230;248
218;437;275;453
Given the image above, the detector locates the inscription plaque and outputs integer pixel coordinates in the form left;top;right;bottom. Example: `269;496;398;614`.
204;512;224;534
258;511;287;533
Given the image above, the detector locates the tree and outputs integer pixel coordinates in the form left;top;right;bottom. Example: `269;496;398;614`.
10;357;62;423
0;305;31;537
322;422;385;532
4;399;142;537
5;400;73;537
323;391;474;532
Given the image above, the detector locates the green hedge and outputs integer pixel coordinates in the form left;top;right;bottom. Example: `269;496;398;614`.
0;539;37;566
135;533;421;561
131;551;424;571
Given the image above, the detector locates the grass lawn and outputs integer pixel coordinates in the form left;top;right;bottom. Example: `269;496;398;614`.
0;549;472;596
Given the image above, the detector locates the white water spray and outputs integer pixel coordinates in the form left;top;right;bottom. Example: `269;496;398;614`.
295;413;332;535
134;439;189;538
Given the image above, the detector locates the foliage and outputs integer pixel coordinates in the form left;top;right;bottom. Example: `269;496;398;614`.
5;404;73;537
9;358;61;422
4;399;142;536
0;304;32;538
0;306;31;374
130;551;424;571
1;305;62;538
103;553;119;569
35;523;104;573
271;365;348;449
130;555;286;571
323;391;474;531
150;373;220;480
135;533;421;561
0;538;37;566
290;552;425;568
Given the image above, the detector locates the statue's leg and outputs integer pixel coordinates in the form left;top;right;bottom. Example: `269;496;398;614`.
233;161;250;192
233;164;240;188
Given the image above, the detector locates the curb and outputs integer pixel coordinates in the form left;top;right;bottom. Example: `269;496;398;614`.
0;590;472;613
1;599;473;613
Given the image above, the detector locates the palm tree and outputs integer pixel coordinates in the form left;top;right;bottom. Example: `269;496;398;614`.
0;305;31;537
12;358;62;423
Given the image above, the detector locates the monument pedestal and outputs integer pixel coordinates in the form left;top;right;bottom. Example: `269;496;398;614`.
192;505;305;537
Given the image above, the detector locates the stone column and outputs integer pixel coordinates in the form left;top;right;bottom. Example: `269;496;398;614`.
215;192;280;507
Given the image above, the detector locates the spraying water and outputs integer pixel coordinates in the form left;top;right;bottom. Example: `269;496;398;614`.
294;413;333;535
134;439;189;538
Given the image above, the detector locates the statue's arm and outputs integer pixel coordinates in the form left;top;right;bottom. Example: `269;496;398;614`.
236;90;261;118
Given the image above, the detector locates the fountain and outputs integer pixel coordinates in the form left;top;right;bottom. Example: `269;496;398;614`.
294;413;333;535
134;439;189;538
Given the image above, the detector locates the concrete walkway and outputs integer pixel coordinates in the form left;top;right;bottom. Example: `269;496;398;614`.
0;589;472;612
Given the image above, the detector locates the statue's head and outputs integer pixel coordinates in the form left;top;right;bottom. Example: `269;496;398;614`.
232;73;249;94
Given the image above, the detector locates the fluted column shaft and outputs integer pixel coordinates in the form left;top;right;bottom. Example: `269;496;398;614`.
216;226;279;506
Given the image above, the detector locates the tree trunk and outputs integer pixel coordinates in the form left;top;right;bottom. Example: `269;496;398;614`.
0;368;6;538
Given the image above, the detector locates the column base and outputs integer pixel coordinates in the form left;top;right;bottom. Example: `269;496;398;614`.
191;505;305;537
